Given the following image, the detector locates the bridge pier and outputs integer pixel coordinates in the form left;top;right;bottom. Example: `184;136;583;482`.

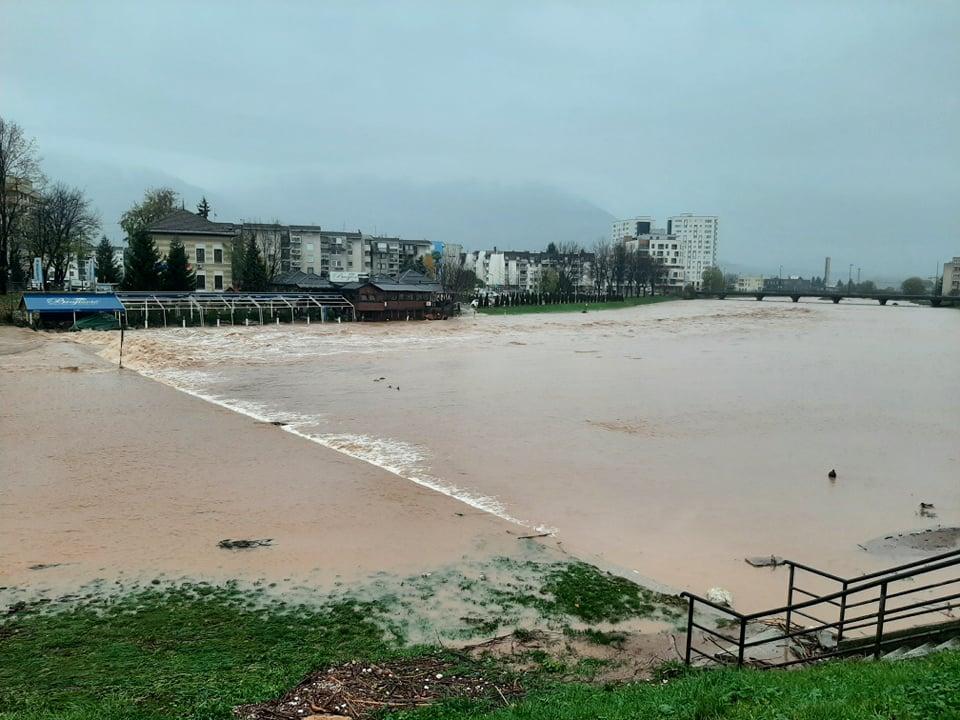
932;298;943;307
879;298;888;306
755;294;764;301
832;296;841;304
791;295;800;303
718;294;726;300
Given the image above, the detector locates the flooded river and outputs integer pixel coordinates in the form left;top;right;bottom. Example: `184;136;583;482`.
80;299;960;610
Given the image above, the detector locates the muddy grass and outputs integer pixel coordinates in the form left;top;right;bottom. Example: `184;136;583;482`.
236;654;523;720
0;557;686;720
863;526;960;555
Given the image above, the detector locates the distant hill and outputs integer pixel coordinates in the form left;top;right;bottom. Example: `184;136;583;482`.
229;174;616;251
42;154;614;251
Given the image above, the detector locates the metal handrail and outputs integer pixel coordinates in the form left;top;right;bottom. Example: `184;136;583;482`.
682;547;960;668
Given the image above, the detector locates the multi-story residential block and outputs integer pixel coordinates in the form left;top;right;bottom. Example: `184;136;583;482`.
735;276;764;292
464;249;593;292
667;214;719;288
360;236;433;276
611;217;654;244
943;257;960;295
148;210;236;291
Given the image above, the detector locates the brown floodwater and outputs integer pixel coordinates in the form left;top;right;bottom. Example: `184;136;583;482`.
75;299;960;611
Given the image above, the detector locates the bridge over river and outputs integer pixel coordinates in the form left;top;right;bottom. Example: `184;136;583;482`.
695;291;960;306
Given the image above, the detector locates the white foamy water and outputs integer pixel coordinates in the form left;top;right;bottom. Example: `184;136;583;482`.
135;363;548;531
75;300;960;609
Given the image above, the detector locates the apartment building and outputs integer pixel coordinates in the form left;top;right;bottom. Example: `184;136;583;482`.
943;257;960;295
735;276;764;292
611;217;654;244
359;236;433;276
279;227;361;276
148;210;235;290
464;249;593;291
667;214;719;289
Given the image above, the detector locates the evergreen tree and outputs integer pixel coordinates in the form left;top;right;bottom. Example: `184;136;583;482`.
94;234;121;285
122;228;161;290
230;236;246;288
239;233;268;291
162;237;195;290
196;196;211;219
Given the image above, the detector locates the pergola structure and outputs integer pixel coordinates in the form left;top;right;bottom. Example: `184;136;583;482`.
115;291;355;327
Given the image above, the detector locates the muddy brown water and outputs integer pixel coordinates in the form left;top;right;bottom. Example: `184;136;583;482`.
51;300;960;610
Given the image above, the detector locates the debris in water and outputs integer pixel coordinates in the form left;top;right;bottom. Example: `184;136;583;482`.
218;538;273;550
234;654;522;719
918;502;937;518
827;469;837;479
28;563;63;571
745;555;785;568
706;587;734;607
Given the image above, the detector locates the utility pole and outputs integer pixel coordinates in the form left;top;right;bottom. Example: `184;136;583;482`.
857;267;861;284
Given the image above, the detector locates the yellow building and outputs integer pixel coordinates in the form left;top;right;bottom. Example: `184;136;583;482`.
148;210;237;291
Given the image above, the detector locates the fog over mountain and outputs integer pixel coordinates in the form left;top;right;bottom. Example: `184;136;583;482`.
5;1;959;281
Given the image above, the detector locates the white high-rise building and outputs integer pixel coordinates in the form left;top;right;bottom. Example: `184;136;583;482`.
667;214;719;288
611;216;654;244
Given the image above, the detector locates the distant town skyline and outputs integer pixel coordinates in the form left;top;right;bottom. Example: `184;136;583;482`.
3;1;957;281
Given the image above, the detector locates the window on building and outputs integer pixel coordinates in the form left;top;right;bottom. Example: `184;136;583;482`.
213;248;223;263
306;243;314;251
306;267;314;273
196;248;206;263
214;274;223;290
196;274;206;290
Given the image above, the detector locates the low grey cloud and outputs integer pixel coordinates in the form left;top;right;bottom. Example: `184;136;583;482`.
3;0;958;280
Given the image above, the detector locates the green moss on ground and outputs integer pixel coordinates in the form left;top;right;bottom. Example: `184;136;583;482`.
3;563;956;720
476;295;676;315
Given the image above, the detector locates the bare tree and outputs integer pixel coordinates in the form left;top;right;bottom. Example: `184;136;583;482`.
0;117;43;293
120;187;178;239
553;241;583;295
26;183;100;288
591;238;610;293
440;256;478;296
240;221;285;280
611;243;627;294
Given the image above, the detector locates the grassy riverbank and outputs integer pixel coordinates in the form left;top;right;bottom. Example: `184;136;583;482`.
476;295;677;315
2;562;957;720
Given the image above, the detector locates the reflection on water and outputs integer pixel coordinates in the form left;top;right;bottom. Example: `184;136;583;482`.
78;300;960;610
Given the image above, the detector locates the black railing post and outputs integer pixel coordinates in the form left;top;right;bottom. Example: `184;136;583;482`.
874;581;888;660
785;562;796;632
684;597;694;665
737;617;747;668
837;580;848;643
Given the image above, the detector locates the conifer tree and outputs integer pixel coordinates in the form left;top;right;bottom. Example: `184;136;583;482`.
162;237;195;290
94;234;121;285
239;233;268;291
196;196;211;219
122;228;161;290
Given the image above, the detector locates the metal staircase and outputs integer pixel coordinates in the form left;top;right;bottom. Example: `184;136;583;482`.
681;547;960;669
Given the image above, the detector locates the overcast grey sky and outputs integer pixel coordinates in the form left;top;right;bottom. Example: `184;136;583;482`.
3;0;958;279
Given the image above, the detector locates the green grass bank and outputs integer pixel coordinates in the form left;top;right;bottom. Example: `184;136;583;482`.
476;295;677;316
2;560;958;720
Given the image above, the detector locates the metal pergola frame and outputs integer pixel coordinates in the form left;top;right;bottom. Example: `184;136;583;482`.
115;292;356;328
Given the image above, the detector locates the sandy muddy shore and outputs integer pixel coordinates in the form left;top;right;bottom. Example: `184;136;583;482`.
0;326;535;597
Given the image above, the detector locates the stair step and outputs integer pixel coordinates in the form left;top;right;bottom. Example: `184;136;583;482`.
881;646;910;662
901;643;935;659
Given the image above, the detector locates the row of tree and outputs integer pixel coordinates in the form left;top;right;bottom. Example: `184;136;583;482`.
119;188;272;292
0;117;102;292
